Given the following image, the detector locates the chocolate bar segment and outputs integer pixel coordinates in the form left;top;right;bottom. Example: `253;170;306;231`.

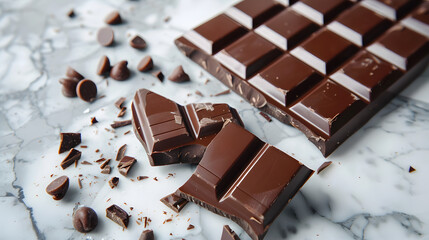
176;123;313;240
291;0;351;25
131;89;243;166
361;0;419;20
401;1;429;38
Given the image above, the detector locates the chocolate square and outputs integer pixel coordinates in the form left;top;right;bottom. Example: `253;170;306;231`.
291;0;351;25
361;0;419;20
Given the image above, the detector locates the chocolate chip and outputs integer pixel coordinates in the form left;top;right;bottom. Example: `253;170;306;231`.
59;133;81;154
111;120;131;129
139;229;154;240
168;65;190;83
409;166;416;173
101;165;111;174
130;35;146;49
110;61;130;81
97;27;114;47
152;70;164;81
90;117;98;125
97;55;111;76
115;97;126;109
61;148;82;169
117;107;126;117
214;89;230;96
137;176;148;181
46;176;69;200
116;144;127;162
77;79;97;102
118;156;136;176
73;207;98;233
59;78;79;97
106;204;129;228
317;161;332;174
105;10;122;25
137;56;153;72
66;66;84;80
100;158;111;169
109;177;119;189
67;9;75;18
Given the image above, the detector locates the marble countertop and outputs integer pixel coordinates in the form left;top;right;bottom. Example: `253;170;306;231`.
1;0;429;239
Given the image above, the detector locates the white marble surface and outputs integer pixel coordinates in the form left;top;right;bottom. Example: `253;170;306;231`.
1;0;429;239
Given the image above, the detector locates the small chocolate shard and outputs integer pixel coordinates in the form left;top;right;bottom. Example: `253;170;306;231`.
90;117;98;125
97;27;114;47
137;176;148;181
97;55;111;76
105;10;122;25
259;112;272;122
317;161;333;174
214;89;230;96
101;165;111;174
221;225;241;240
106;204;129;228
110;61;130;81
117;107;127;118
100;158;111;169
168;65;190;83
409;166;416;173
187;224;195;230
160;193;189;213
59;133;81;154
46;176;69;200
67;9;75;18
81;161;92;165
118;156;136;176
115;97;126;109
164;16;171;22
195;90;204;97
139;229;154;240
137;56;153;72
66;66;84;80
130;35;147;49
116;144;127;161
61;148;82;169
109;177;119;189
152;70;164;81
111;120;132;129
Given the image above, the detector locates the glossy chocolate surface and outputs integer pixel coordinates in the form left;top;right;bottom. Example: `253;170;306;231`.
177;123;313;240
131;89;243;166
292;0;350;25
361;0;419;20
401;2;429;37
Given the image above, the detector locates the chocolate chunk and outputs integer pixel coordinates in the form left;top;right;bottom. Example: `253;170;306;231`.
137;176;148;181
168;65;190;83
110;61;130;81
97;55;111;76
60;78;79;97
118;156;136;176
111;120;132;129
59;133;81;154
214;89;230;96
115;97;126;109
317;161;332;174
67;9;75;18
101;165;111;174
117;107;126;117
160;193;189;213
137;56;153;72
409;166;416;173
131;89;243;166
77;178;82;189
130;35;147;49
152;70;164;81
105;10;122;25
221;225;240;240
109;177;119;188
77;79;97;102
66;66;84;80
116;144;127;161
139;229;154;240
106;204;129;228
100;158;111;169
91;117;98;125
97;27;114;47
61;148;82;169
187;224;195;230
73;207;98;233
176;123;313;240
46;176;69;200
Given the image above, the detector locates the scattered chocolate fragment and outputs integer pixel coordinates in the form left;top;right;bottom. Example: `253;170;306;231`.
78;178;82;189
61;148;82;169
101;165;111;174
124;130;131;135
118;156;136;176
117;107;126;117
164;16;171;22
152;70;164;81
221;225;240;240
214;89;230;96
100;159;111;169
187;224;195;230
259;112;272;122
317;161;333;174
115;97;126;109
109;177;119;189
66;66;84;80
105;10;122;25
97;27;114;47
80;145;87;148
67;9;75;18
137;176;148;181
160;193;189;213
168;65;190;83
97;55;111;76
110;61;130;81
137;56;153;72
60;78;79;97
81;161;92;165
106;204;129;228
139;229;154;240
195;90;204;97
59;133;81;154
116;144;127;161
73;206;98;233
111;120;132;129
130;35;147;49
46;175;69;200
77;79;97;102
90;117;98;125
95;158;106;163
409;166;416;173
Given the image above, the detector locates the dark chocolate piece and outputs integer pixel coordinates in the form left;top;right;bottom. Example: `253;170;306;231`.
67;9;75;18
101;165;111;174
137;56;153;72
131;89;243;166
291;0;351;25
168;65;190;83
111;120;132;129
117;107;126;117
130;35;147;49
90;117;98;125
100;158;111;169
110;61;130;81
106;204;129;228
60;78;79;97
160;193;189;213
97;27;114;47
139;229;154;240
66;66;84;80
214;89;231;96
117;156;136;176
115;97;126;109
81;161;92;165
109;177;119;188
137;176;148;181
187;224;195;230
73;207;98;233
221;225;241;240
152;70;164;81
176;123;313;240
77;178;82;189
77;79;97;102
97;55;111;76
317;161;332;174
116;144;127;161
409;166;416;173
61;148;82;169
105;10;122;25
46;175;69;200
59;133;81;154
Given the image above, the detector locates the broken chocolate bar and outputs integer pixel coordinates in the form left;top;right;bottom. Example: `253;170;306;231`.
61;148;82;169
176;123;313;240
58;133;81;154
117;156;136;176
131;89;243;166
160;193;189;213
106;204;129;228
175;0;429;157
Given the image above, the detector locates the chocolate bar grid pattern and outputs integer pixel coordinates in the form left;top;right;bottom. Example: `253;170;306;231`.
177;0;429;156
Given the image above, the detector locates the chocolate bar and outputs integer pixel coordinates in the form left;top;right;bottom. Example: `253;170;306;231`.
176;123;313;240
131;89;243;166
175;0;429;156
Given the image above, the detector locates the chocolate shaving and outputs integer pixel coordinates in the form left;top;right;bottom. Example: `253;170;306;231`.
409;166;416;173
78;178;82;189
61;148;82;169
100;159;111;169
187;224;195;230
137;176;148;181
195;90;204;97
317;161;333;174
109;177;119;189
214;89;230;96
101;165;111;174
81;161;92;165
111;120;131;129
117;107;127;118
95;158;106;163
90;117;98;125
124;130;131;135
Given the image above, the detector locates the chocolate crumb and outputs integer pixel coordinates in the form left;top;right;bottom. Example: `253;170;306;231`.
95;158;106;163
67;9;75;18
78;178;83;189
187;224;195;230
164;16;171;22
409;166;416;173
214;89;230;96
317;161;333;174
153;177;158;181
168;65;190;83
195;90;204;97
152;71;164;81
109;177;119;188
100;159;111;169
111;120;132;129
259;112;272;122
80;145;88;148
90;117;98;125
204;79;210;84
